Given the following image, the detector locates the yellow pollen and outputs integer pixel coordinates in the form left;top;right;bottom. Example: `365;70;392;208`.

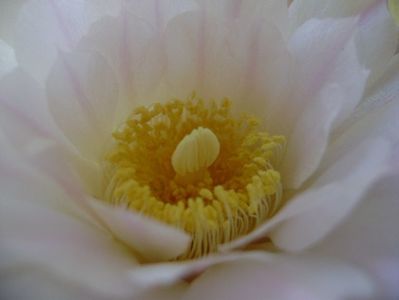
103;94;286;259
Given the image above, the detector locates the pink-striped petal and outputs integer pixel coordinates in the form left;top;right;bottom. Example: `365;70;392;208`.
0;69;58;145
47;50;118;160
196;0;289;39
14;0;120;82
163;10;292;112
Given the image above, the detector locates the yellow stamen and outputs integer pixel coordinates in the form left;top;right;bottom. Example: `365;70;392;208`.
103;94;286;259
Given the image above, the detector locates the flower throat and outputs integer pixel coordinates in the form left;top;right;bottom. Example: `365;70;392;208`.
104;94;286;259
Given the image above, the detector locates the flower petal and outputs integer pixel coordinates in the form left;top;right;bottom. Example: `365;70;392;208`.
79;11;161;119
14;0;120;82
334;54;399;151
313;175;399;299
310;56;399;298
79;0;197;116
290;0;397;86
270;138;391;251
0;270;103;300
0;269;188;300
289;0;375;30
355;0;397;85
0;139;139;297
47;50;118;160
0;68;108;199
0;199;140;297
163;10;292;115
128;251;275;287
182;256;374;300
221;137;391;252
281;17;369;188
126;0;198;30
0;39;17;78
0;129;145;295
0;69;58;146
196;0;289;39
279;84;344;190
0;0;26;45
88;199;191;262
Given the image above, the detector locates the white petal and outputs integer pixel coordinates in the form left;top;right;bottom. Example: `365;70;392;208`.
0;0;26;45
0;39;17;78
312;62;399;292
88;200;191;262
313;174;399;298
163;10;292;116
271;140;390;251
129;251;275;287
47;50;119;160
271;138;391;251
289;0;375;30
1;270;188;300
334;54;399;151
197;0;289;39
0;271;102;300
281;18;369;188
0;69;59;146
279;85;344;190
136;284;188;300
355;0;397;86
0;197;139;297
125;0;198;31
368;257;399;299
79;12;160;119
221;138;391;252
14;0;119;82
290;0;397;87
183;256;374;300
0;132;102;227
0;136;136;298
79;0;198;116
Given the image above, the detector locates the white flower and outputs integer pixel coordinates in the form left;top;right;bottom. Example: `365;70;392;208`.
0;0;398;299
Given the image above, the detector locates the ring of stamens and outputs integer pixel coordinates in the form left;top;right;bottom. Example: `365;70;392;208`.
104;94;286;259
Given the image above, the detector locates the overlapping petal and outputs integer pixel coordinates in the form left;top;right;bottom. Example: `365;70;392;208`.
162;10;293;117
14;0;121;82
0;138;138;298
0;69;57;146
290;0;397;86
88;200;191;262
280;17;369;188
182;257;374;300
47;50;119;160
221;137;391;251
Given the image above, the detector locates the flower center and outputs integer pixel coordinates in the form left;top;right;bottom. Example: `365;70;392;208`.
103;94;286;259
